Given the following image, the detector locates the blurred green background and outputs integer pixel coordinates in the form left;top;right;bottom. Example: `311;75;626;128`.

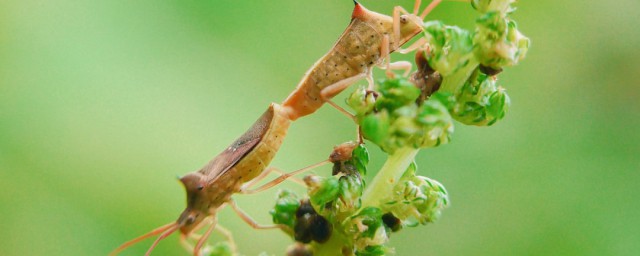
1;0;639;255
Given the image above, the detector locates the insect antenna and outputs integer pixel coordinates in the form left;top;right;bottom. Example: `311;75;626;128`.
109;221;178;256
144;222;180;256
420;0;442;19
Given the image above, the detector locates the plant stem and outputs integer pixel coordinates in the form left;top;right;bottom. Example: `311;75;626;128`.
439;60;479;94
360;147;419;209
313;230;349;256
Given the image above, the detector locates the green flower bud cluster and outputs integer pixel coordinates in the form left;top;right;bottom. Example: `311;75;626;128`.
422;21;474;77
347;207;390;256
268;1;529;255
473;1;530;70
381;162;449;226
447;70;511;126
270;189;301;229
269;145;372;254
201;242;233;256
347;79;454;154
471;0;516;14
305;144;369;216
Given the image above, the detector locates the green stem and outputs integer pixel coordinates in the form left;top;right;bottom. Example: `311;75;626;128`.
360;147;419;209
439;59;479;94
312;230;349;256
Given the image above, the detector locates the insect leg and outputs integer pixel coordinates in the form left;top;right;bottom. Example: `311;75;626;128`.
387;61;414;77
379;35;413;78
319;73;368;101
179;216;218;254
271;168;307;186
241;167;305;193
228;198;286;229
366;68;375;91
396;37;428;54
193;216;218;256
180;233;195;254
214;224;238;255
327;100;356;122
241;160;331;194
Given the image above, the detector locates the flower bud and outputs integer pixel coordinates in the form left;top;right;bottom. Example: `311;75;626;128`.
422;21;474;76
474;12;530;70
270;189;301;228
305;175;341;207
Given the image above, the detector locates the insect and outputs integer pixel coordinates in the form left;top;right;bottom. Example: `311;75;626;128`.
111;1;440;255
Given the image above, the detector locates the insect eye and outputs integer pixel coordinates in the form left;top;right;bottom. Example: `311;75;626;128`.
197;185;204;191
400;15;408;24
185;216;195;225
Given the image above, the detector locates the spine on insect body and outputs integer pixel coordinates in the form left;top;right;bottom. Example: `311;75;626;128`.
281;3;422;121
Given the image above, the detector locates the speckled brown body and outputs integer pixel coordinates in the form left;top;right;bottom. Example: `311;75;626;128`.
177;103;290;234
204;103;289;191
282;3;422;120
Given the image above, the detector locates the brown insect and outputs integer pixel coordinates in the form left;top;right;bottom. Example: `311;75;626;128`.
111;1;440;255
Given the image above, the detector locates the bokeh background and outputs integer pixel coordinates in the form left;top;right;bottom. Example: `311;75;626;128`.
1;0;639;255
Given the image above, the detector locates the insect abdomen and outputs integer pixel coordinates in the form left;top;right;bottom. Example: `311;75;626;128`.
282;15;390;120
227;103;291;186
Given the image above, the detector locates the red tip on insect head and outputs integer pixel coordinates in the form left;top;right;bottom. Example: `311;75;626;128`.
351;1;367;19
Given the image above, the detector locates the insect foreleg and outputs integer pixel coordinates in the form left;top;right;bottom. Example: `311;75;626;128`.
397;37;429;54
193;216;218;256
180;218;237;256
378;35;413;78
213;224;238;254
319;73;368;101
327;100;356;121
180;233;196;254
228;198;286;230
383;60;414;78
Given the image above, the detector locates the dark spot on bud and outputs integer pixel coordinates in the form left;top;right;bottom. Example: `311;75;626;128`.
479;65;503;76
294;200;332;243
411;49;442;103
309;215;332;243
294;215;313;243
296;200;316;217
382;213;402;232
